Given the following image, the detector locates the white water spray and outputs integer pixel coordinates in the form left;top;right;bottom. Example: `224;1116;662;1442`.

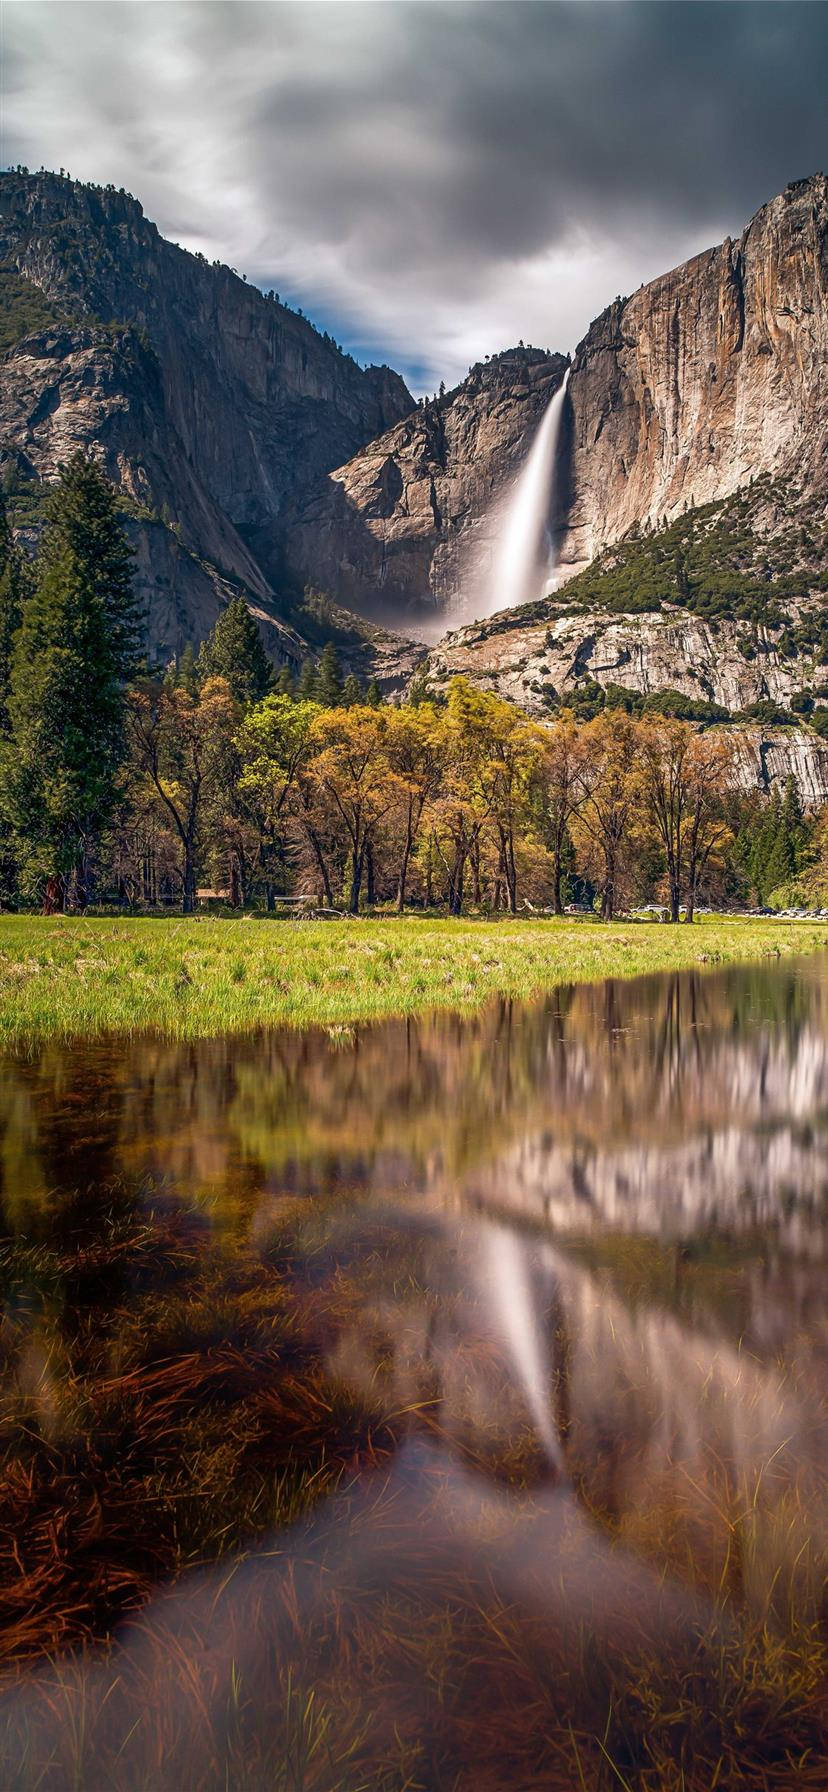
482;365;570;621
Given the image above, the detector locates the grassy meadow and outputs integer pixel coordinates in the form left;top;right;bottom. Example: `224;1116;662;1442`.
0;911;827;1043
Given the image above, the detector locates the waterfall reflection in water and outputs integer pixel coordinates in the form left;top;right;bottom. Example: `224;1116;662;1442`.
0;957;825;1787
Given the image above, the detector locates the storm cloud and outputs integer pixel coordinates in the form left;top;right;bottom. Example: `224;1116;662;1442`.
3;1;827;389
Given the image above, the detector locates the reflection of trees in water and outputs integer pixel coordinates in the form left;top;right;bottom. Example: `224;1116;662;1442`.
1;957;827;1248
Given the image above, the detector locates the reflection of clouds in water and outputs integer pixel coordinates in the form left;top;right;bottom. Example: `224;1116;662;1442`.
1;959;827;1785
0;1438;703;1791
2;1206;822;1789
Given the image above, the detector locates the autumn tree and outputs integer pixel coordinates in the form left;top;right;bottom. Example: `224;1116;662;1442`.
310;705;392;911
383;704;443;911
638;716;695;922
126;675;237;912
683;729;738;920
639;717;739;921
574;710;641;919
237;694;334;905
474;693;542;914
537;712;589;914
426;681;498;914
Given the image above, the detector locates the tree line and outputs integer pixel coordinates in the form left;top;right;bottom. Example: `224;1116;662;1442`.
0;452;818;919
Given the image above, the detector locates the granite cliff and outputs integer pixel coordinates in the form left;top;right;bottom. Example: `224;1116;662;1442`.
285;348;568;625
559;173;828;579
0;170;414;664
3;168;828;757
287;174;828;625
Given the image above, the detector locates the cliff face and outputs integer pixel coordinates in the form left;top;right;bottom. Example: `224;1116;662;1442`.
560;175;828;577
3;169;828;714
0;172;414;659
286;176;828;621
286;349;568;623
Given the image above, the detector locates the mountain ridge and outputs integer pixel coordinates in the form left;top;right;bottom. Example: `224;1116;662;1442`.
2;167;828;736
0;168;416;669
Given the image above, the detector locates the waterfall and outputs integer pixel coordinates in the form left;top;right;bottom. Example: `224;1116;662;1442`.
481;365;570;622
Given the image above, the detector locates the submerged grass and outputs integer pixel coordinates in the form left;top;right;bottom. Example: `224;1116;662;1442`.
1;912;828;1042
1;1193;825;1788
0;1199;399;1666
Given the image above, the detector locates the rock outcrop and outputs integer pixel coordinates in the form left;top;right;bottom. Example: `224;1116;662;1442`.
424;604;828;803
0;171;414;661
425;603;819;718
286;348;567;624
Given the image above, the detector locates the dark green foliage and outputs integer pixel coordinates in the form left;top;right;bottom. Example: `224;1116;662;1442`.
737;700;795;727
341;672;363;707
0;490;24;735
0;452;139;906
0;493;24;904
196;597;271;706
736;776;806;904
298;658;319;701
407;667;433;707
315;641;343;708
565;680;609;720
556;477;827;628
365;677;382;707
168;641;199;694
274;663;296;699
1;456;50;530
643;688;731;723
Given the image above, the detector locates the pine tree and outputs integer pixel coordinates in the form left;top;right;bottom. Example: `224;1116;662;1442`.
365;677;382;707
196;597;272;706
747;782;806;904
2;452;139;909
176;642;199;694
780;774;805;869
407;668;431;707
298;658;319;701
315;641;343;708
341;671;362;707
275;663;296;699
0;492;24;904
0;489;23;735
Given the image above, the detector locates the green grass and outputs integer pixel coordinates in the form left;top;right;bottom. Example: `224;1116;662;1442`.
1;912;827;1042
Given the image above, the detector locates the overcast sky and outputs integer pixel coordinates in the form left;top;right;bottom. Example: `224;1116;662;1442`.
3;1;827;392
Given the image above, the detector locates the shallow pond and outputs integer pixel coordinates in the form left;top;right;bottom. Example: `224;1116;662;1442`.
0;957;825;1789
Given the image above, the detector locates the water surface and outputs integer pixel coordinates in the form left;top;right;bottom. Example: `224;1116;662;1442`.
1;958;825;1788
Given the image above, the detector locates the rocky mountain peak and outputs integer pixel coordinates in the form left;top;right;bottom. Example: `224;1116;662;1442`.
0;168;415;664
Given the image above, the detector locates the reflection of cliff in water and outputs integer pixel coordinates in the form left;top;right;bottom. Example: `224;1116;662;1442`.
301;1212;825;1621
